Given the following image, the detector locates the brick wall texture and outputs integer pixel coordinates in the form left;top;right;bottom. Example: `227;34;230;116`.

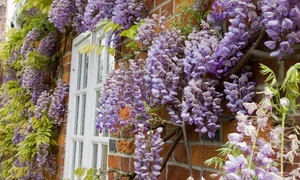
54;0;299;180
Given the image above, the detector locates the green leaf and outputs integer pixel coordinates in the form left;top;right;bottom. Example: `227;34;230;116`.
78;43;91;54
96;45;105;55
107;47;115;56
87;44;97;54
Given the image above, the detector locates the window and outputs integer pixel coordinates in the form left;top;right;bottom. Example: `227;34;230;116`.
64;27;114;179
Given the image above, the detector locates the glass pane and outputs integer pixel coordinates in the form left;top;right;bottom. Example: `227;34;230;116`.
77;54;82;90
92;143;98;168
97;53;103;84
71;141;77;179
78;142;83;167
100;144;108;180
106;52;110;74
80;94;86;135
83;53;89;88
94;91;101;136
74;96;80;135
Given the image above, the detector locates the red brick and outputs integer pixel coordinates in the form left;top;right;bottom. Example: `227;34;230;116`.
57;134;65;146
190;145;222;168
156;0;167;6
63;54;71;65
129;158;135;172
117;140;135;154
221;120;237;142
149;9;160;17
62;72;70;83
145;0;154;11
121;157;130;172
108;171;114;180
108;155;120;169
161;1;173;16
167;165;200;180
173;143;188;163
157;165;166;180
63;63;71;74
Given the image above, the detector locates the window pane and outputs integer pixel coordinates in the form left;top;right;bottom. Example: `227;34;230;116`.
97;40;103;84
80;94;86;135
94;91;101;136
78;142;83;167
92;143;98;168
83;53;89;88
77;54;82;90
71;141;77;179
97;53;103;84
100;144;108;180
106;52;110;74
74;96;80;135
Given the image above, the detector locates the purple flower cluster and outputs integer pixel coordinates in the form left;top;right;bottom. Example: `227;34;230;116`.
181;79;222;138
20;29;40;58
261;1;300;59
96;59;149;133
135;15;166;47
12;127;25;145
224;67;256;114
112;0;147;29
21;69;45;89
37;143;49;166
48;0;76;32
83;0;115;31
45;153;57;175
208;1;261;78
34;91;51;119
48;80;68;125
73;0;88;33
183;22;219;81
38;31;58;57
134;124;164;179
145;27;184;108
21;68;48;103
222;88;300;179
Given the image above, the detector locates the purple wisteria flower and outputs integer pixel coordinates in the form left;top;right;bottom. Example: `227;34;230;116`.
38;31;58;57
261;1;300;59
48;80;68;125
34;91;51;119
96;59;149;133
134;124;164;180
208;1;261;78
48;0;76;32
20;29;40;58
83;0;115;31
224;67;256;114
112;0;147;29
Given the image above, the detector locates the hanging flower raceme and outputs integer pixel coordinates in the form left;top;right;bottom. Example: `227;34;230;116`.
73;0;88;33
96;59;149;133
48;80;69;125
20;29;40;58
38;31;58;57
224;67;256;114
261;1;300;59
48;0;76;32
208;0;261;78
83;0;115;31
134;124;164;180
112;0;147;30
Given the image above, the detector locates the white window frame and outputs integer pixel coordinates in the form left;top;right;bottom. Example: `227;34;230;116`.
64;26;114;179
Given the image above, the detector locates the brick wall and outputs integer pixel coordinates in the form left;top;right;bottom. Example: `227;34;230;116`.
47;32;73;180
54;1;299;180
